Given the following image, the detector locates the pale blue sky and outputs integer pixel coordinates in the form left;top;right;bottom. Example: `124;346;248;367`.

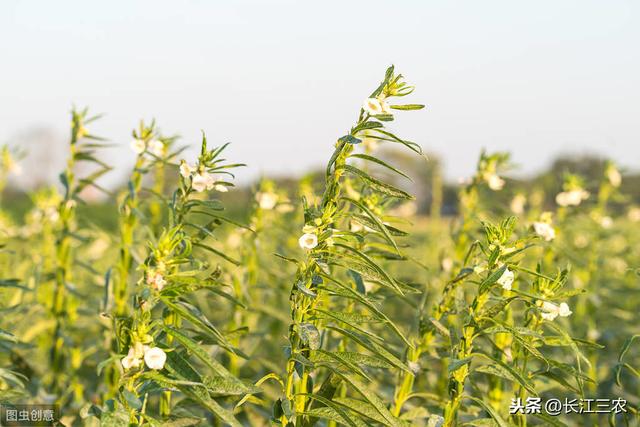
1;0;638;185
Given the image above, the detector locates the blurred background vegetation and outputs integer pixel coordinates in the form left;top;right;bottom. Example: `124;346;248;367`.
3;149;638;230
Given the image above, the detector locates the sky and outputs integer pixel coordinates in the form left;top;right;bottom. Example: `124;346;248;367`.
1;0;639;186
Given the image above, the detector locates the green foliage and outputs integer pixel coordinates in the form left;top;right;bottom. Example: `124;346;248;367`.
0;69;637;427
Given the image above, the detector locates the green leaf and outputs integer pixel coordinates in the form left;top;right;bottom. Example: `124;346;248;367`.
474;353;536;395
299;393;361;427
122;389;142;410
320;274;410;346
178;385;242;427
389;104;425;110
339;135;363;145
465;396;509;427
479;265;507;293
312;350;372;381
301;407;367;427
349;153;411;180
310;351;392;369
162;326;239;382
327;326;410;374
99;409;130;427
161;298;232;350
334;373;403;427
339;165;413;200
332;243;402;294
203;375;261;396
342;197;401;253
192;242;240;266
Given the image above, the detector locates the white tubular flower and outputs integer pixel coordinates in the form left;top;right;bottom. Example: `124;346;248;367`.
497;268;514;291
538;301;559;321
131;139;146;154
8;161;22;176
510;194;526;214
256;192;278;210
407;360;421;375
537;300;571;321
533;222;556;241
121;354;140;370
556;189;589;207
144;347;167;370
558;302;572;317
121;346;143;370
191;172;215;192
474;261;488;275
486;174;505;191
607;167;622;187
441;257;453;272
628;207;640;222
298;233;318;250
362;98;384;115
540;310;558;321
148;139;164;157
146;271;166;291
349;221;364;232
600;216;613;229
380;99;392;114
214;184;229;193
179;161;195;178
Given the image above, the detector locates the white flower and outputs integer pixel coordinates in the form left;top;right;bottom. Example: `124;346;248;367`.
214;184;228;192
441;257;453;272
131;139;146;154
146;271;166;291
8;161;22;176
628;207;640;222
256;192;278;210
362;98;384;115
558;302;572;317
537;300;572;321
132;342;149;358
533;222;556;241
497;268;514;291
510;194;526;214
607;168;622;187
121;345;146;370
427;415;445;427
380;99;392;114
121;353;140;370
298;233;318;250
474;261;488;275
191;172;215;192
179;161;195;178
407;361;421;375
486;174;505;191
148;139;164;157
540;310;558;321
350;221;364;232
144;347;167;370
556;189;589;207
600;216;613;229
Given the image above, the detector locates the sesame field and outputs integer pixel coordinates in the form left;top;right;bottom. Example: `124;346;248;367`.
0;67;639;427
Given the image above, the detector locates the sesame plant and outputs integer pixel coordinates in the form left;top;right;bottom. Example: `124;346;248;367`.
48;108;112;403
104;121;176;397
246;66;426;426
0;68;639;427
